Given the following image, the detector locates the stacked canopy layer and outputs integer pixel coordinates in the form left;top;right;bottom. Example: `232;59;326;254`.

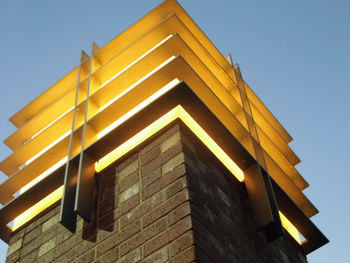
0;0;327;255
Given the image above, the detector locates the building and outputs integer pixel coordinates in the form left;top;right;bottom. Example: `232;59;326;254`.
0;0;327;262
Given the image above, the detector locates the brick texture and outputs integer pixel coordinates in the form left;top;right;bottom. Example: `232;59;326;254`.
6;122;308;263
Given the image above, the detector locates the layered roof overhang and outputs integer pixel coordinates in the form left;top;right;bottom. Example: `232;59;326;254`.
0;0;327;254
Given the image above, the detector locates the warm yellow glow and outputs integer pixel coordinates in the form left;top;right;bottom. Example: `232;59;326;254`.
95;105;245;182
98;78;180;139
100;34;174;89
177;107;244;182
25;131;71;166
96;107;177;172
13;157;67;230
12;186;63;231
21;157;68;193
30;106;74;140
98;55;177;114
279;211;301;244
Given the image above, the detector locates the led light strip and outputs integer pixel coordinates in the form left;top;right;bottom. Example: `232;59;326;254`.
279;211;301;244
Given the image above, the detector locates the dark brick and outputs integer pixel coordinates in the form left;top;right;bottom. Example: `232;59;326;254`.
141;167;161;188
24;204;60;233
114;248;140;263
96;246;119;263
6;249;20;263
169;246;196;263
75;249;95;263
141;142;183;177
119;218;167;256
143;189;189;227
97;220;141;257
114;193;140;220
141;155;162;177
9;228;25;245
55;248;76;263
140;145;160;166
36;249;55;263
140;124;180;155
20;236;41;257
119;191;165;229
20;248;37;263
23;225;41;245
166;176;188;199
115;153;139;174
116;171;139;194
142;164;186;201
143;247;168;263
170;231;195;257
41;223;64;244
55;233;82;258
76;237;96;257
168;202;191;226
143;216;192;257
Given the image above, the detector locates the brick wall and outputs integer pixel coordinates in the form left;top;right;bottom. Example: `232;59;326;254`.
6;122;308;263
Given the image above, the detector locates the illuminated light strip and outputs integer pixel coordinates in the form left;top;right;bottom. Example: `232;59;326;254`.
98;78;180;139
13;157;68;229
95;105;244;182
99;34;174;89
98;55;177;113
12;186;63;231
279;211;302;244
25;131;71;166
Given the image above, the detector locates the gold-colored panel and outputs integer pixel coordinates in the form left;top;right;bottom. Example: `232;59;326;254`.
9;68;79;128
250;102;301;165
245;82;293;143
0;55;314;218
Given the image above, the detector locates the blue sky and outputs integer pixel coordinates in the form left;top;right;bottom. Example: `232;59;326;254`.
0;0;349;262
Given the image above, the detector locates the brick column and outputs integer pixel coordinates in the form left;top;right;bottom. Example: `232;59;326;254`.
6;122;308;263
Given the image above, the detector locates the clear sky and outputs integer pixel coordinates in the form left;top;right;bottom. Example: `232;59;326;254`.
0;0;349;262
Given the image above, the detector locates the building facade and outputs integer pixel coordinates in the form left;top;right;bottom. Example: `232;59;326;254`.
1;0;327;262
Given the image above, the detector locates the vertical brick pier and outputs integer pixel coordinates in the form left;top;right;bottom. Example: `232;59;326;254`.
6;122;308;263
